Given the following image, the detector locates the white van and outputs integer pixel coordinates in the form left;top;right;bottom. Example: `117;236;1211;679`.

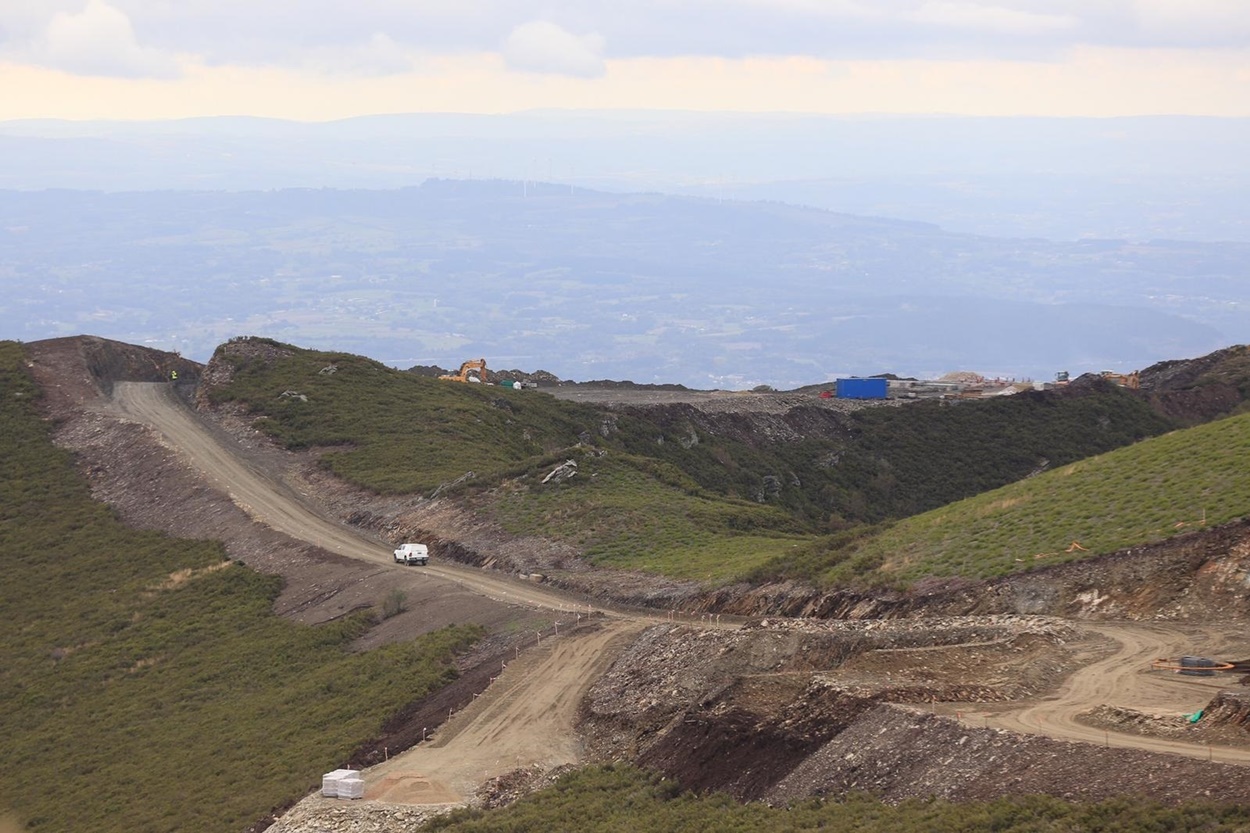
393;543;429;566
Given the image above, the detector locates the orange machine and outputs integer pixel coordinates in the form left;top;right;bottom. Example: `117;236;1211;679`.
439;359;489;383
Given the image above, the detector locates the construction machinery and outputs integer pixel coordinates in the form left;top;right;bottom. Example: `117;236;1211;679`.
439;359;489;384
1100;370;1140;389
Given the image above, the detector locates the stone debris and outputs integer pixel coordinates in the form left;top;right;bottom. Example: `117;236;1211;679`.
541;459;578;485
266;795;455;833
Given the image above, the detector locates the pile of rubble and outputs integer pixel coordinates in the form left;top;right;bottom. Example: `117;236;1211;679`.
264;795;453;833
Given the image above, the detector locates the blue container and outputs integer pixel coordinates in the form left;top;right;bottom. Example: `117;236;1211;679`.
835;378;888;400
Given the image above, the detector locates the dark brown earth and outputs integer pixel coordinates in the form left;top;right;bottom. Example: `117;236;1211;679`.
21;335;1250;833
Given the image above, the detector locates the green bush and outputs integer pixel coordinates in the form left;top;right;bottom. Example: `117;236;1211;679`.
382;588;409;619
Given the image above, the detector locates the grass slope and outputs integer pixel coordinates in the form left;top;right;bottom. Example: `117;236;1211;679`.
206;339;1178;585
427;765;1250;833
761;410;1250;587
206;342;603;494
0;341;481;833
493;452;806;581
207;340;809;580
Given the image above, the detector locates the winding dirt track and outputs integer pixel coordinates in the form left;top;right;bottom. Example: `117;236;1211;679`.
110;382;1250;805
112;382;598;614
112;382;643;804
964;622;1250;765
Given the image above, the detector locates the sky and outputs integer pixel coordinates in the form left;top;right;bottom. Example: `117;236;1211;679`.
0;0;1248;121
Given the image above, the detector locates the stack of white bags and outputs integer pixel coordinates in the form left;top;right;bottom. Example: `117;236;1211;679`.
322;769;365;799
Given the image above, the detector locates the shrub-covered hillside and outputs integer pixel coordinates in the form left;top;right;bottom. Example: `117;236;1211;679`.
0;340;481;833
791;381;1173;526
206;338;1183;584
753;407;1250;587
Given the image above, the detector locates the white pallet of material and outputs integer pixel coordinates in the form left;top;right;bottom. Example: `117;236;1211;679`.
321;768;356;797
337;776;365;800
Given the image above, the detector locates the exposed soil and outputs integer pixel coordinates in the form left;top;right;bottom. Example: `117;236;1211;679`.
582;617;1250;807
22;336;1250;833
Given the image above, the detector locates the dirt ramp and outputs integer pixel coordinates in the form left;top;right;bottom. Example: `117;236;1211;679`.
29;335;199;401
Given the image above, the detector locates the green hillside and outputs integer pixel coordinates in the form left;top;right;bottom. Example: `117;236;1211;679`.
812;384;1173;525
492;451;807;581
759;410;1250;587
206;339;811;579
207;338;1184;585
0;341;480;833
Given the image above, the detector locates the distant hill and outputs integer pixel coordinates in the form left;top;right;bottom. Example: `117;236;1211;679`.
0;183;1242;388
754;391;1250;588
199;337;1206;583
3;111;1249;241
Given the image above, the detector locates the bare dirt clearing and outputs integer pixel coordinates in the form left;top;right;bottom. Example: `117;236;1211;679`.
963;622;1250;762
361;619;643;806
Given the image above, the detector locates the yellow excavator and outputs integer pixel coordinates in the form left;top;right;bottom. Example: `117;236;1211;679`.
1100;370;1140;389
439;359;489;384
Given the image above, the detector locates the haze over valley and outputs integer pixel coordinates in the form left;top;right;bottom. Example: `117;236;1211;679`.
4;114;1249;388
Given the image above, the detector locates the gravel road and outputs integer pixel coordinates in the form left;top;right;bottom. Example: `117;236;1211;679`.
113;382;603;615
962;622;1250;765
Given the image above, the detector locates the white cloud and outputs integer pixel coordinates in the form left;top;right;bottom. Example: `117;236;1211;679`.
3;0;1249;82
24;0;180;78
911;2;1077;35
302;32;414;76
722;0;882;18
502;21;607;78
1132;0;1250;46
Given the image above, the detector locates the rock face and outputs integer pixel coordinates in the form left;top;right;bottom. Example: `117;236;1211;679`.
1137;344;1250;425
581;618;1250;808
582;617;1072;797
767;704;1250;805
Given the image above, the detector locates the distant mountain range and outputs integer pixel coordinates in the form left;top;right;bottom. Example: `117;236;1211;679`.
2;111;1249;241
1;180;1244;388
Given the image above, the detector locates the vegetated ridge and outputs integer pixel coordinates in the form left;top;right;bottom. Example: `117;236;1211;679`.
11;334;1250;833
199;336;1206;588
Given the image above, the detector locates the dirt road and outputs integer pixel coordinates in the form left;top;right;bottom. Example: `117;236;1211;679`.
111;382;656;808
366;618;644;804
961;622;1250;765
112;382;599;614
